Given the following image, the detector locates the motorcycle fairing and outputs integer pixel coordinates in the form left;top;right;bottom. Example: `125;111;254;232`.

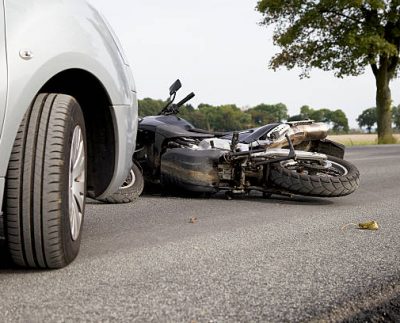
161;148;223;192
139;115;195;133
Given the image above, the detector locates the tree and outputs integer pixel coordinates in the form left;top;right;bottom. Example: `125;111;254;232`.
217;105;252;131
199;104;251;131
247;103;289;125
288;106;349;133
330;109;350;133
256;1;400;143
182;103;252;131
138;98;166;117
393;105;400;130
357;107;378;133
300;106;332;123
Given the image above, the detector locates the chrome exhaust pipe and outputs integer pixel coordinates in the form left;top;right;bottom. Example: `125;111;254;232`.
269;122;329;148
251;148;327;162
294;122;329;141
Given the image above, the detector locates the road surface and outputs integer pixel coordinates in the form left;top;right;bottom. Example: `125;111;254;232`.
1;145;399;322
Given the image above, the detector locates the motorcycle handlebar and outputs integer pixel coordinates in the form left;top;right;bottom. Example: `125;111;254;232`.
176;92;195;107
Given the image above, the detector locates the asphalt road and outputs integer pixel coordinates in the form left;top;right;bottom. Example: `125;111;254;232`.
1;145;399;322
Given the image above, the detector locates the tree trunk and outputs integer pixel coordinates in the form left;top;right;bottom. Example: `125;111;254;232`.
375;65;395;144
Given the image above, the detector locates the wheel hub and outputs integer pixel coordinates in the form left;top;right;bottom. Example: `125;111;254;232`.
281;159;348;177
121;169;136;190
69;126;85;241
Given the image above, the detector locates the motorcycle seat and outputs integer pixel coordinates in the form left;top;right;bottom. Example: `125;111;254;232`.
220;123;280;144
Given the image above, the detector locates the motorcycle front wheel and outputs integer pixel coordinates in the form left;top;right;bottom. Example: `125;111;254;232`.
269;156;360;197
97;163;144;204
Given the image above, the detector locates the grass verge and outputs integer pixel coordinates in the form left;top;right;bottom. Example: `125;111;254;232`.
327;134;400;146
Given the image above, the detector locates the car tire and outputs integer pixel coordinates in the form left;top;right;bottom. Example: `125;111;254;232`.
97;163;144;204
5;93;87;269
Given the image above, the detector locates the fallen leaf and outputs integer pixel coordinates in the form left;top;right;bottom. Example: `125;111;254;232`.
189;217;198;224
341;220;379;231
358;220;379;230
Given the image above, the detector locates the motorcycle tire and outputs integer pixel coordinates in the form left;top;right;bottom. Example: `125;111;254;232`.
97;163;144;204
269;156;360;197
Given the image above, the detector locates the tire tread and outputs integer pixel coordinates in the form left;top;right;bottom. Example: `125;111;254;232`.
269;156;360;197
4;93;86;269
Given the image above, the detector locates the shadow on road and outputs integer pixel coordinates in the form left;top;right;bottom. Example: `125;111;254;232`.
0;240;45;273
139;191;335;206
0;239;17;271
346;295;400;323
84;183;335;207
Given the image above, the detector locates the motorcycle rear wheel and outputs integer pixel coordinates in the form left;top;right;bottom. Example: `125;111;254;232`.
269;156;360;197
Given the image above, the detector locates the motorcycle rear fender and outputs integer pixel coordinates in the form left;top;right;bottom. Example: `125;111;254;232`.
310;139;345;159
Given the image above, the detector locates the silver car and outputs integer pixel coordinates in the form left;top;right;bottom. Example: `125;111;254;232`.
0;0;138;268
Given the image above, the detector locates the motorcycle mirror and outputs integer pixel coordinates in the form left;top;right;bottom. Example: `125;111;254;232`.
169;79;182;96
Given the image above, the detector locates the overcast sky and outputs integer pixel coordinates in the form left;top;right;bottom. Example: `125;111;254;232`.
91;0;400;128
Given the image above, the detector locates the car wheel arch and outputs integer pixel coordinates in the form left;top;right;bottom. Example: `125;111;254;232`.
39;68;117;197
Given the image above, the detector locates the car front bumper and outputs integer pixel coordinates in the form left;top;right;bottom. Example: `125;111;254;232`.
0;177;4;215
96;102;138;200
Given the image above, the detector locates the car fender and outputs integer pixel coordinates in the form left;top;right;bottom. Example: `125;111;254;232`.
0;0;137;180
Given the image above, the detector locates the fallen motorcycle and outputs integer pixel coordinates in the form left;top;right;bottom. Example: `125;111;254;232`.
120;80;360;200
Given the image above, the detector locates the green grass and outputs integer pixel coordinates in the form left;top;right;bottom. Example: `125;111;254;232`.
327;134;400;146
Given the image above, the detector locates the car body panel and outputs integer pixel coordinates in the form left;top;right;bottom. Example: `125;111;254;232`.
0;0;6;213
0;0;137;199
0;177;4;215
99;102;138;199
0;0;6;140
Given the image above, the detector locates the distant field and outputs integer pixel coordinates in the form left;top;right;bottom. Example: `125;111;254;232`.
327;134;400;146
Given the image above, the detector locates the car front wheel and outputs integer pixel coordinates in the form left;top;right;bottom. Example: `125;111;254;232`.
5;93;86;269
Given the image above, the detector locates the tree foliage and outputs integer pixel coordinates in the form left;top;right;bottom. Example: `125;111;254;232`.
138;98;166;117
191;104;252;131
288;105;349;133
330;109;350;133
247;103;289;125
256;0;400;143
256;0;400;78
393;104;400;130
138;98;349;133
357;107;378;133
